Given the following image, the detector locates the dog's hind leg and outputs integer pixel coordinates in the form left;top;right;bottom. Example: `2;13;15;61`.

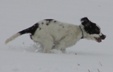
42;41;54;53
34;35;54;53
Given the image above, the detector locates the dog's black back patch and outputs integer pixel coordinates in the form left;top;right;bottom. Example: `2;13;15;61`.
45;19;54;22
45;19;54;25
19;23;39;35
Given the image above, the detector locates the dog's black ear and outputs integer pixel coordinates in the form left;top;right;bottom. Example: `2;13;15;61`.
81;17;90;26
81;17;90;24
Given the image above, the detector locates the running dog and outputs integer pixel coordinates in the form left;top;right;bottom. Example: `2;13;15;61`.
5;17;106;53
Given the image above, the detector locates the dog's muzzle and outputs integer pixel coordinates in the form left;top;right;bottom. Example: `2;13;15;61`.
95;34;106;43
100;34;106;40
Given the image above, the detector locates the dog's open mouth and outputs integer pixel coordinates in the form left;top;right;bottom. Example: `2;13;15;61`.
95;37;102;42
95;34;106;43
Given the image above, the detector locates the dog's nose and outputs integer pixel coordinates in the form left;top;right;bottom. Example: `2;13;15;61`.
100;34;106;40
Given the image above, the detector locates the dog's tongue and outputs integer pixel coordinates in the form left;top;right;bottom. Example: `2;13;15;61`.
95;38;102;42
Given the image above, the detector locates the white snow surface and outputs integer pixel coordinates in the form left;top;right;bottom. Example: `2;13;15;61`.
0;0;113;72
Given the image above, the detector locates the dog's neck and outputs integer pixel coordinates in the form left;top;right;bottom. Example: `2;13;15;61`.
79;25;84;39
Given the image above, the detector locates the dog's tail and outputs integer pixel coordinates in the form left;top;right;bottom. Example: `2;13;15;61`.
5;33;21;44
5;23;39;44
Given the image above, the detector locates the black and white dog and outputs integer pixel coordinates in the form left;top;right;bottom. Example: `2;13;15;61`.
5;17;106;53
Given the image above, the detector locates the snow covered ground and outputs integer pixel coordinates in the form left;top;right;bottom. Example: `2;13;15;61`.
0;0;113;72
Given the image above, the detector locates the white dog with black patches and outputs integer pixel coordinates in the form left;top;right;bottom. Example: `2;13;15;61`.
5;17;106;53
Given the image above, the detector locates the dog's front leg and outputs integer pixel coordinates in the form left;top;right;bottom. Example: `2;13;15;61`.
54;42;66;53
54;35;73;53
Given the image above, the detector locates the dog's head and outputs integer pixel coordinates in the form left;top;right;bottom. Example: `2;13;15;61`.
80;17;106;42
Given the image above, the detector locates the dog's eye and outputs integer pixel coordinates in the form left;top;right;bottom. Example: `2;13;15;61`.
95;28;100;34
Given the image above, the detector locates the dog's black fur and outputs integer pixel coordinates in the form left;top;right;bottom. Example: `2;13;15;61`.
81;17;106;39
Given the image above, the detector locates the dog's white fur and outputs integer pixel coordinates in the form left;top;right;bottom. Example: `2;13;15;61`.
5;19;103;53
32;21;83;53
